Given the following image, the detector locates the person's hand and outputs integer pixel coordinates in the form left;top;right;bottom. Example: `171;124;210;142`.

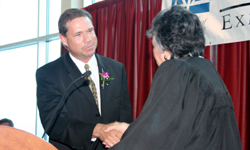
102;129;122;148
102;122;130;148
92;123;123;148
104;121;130;135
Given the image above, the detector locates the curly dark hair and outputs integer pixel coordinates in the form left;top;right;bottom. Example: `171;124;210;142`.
58;8;92;37
147;5;205;59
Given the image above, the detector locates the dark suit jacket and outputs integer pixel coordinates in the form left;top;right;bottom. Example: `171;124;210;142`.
36;52;133;150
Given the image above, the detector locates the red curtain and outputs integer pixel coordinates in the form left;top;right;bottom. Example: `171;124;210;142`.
203;42;250;150
61;0;249;149
212;42;250;150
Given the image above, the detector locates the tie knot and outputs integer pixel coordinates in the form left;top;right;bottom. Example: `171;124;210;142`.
84;64;90;71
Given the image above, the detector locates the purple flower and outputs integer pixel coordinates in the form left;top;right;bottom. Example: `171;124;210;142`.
100;71;109;79
100;70;114;89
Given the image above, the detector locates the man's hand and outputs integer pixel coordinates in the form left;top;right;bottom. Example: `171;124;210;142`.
104;121;130;135
92;123;123;148
102;129;122;148
102;122;130;148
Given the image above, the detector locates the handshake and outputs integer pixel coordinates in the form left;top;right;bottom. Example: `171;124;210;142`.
92;122;130;148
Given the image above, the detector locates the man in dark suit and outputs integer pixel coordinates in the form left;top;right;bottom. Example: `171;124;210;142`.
36;8;133;150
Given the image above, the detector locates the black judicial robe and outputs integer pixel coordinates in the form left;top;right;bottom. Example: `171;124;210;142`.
110;57;242;150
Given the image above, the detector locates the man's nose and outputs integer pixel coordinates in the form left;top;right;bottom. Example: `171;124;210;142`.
83;32;91;43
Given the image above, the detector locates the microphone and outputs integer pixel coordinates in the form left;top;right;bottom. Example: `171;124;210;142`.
42;71;91;138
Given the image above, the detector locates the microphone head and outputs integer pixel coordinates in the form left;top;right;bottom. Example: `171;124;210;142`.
84;71;91;77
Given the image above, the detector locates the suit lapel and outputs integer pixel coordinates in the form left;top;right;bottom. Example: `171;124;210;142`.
96;54;109;109
64;52;98;108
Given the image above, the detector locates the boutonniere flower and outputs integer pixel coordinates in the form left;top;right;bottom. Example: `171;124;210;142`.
100;69;114;89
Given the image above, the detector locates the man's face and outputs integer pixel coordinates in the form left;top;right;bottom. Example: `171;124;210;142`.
60;16;98;63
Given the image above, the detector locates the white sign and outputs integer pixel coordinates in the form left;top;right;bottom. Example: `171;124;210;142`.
162;0;250;46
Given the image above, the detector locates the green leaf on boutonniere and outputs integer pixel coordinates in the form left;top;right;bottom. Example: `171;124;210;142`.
99;70;114;89
106;77;114;81
100;75;105;81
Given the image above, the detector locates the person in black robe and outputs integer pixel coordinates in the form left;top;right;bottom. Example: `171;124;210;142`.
103;5;242;150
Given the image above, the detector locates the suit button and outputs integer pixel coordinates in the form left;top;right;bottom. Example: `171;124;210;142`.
96;114;100;117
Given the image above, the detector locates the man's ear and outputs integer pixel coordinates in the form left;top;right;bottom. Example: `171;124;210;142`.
59;33;68;47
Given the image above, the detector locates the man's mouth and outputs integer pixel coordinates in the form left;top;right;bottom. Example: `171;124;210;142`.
84;43;94;50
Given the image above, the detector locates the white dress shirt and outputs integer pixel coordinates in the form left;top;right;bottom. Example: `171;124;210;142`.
69;53;101;114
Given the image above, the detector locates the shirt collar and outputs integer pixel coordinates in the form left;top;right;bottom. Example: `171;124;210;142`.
69;53;98;74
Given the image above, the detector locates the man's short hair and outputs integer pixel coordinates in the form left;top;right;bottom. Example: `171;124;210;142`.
58;8;93;37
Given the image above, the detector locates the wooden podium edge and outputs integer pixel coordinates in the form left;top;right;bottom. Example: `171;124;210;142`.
0;126;58;150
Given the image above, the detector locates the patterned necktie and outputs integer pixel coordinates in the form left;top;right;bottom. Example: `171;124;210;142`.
84;64;99;109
